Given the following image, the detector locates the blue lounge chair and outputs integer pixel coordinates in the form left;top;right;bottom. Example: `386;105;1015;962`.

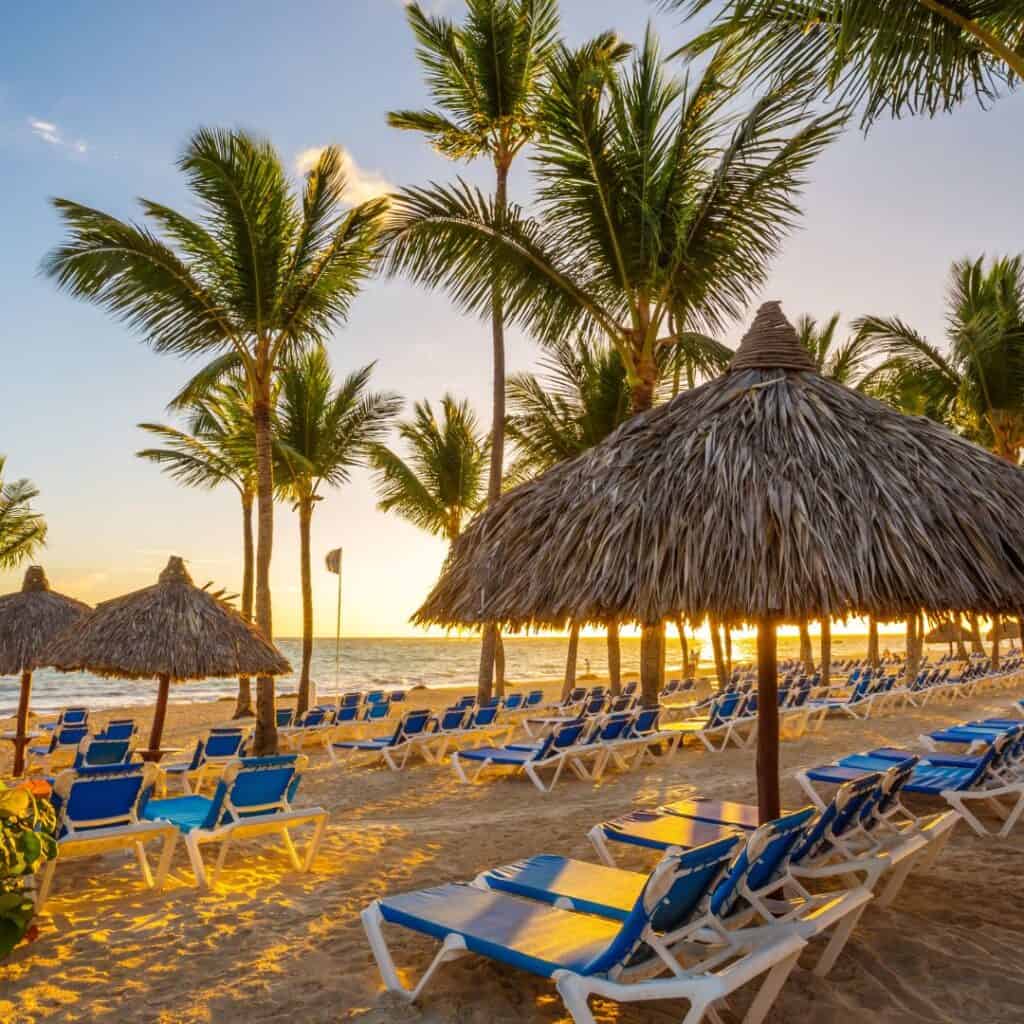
656;691;748;752
40;706;89;733
96;719;137;741
142;754;327;888
361;835;805;1024
279;707;333;750
328;709;434;770
276;708;295;729
73;735;135;769
162;728;249;794
524;693;608;739
479;806;871;978
503;692;524;711
422;705;515;762
37;764;177;908
451;721;589;793
361;701;391;725
27;723;90;771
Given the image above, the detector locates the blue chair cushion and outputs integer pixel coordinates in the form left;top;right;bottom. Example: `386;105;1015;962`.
143;795;215;833
599;810;742;852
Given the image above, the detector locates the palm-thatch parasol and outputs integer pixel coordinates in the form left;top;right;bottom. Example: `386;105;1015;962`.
44;556;290;760
416;302;1024;821
0;566;90;775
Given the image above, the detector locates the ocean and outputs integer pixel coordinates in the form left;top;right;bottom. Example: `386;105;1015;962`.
0;631;905;717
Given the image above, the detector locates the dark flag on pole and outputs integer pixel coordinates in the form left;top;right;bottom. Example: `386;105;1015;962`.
326;548;343;701
326;548;342;574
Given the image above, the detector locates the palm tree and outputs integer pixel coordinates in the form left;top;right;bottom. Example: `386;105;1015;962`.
274;349;401;715
43;130;386;753
0;458;47;568
385;28;843;703
506;338;633;692
372;396;488;545
795;313;874;384
670;1;1024;128
137;380;258;717
390;0;560;701
857;256;1024;462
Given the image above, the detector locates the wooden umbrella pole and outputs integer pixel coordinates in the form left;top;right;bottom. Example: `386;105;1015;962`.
12;671;32;777
144;673;172;761
756;617;780;824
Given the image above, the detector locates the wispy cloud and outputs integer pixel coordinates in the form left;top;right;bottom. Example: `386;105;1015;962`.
294;146;393;204
28;117;87;154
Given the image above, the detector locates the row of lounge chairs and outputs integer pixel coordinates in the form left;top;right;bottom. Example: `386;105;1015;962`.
362;739;966;1024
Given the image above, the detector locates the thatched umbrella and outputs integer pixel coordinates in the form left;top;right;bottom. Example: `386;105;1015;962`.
987;620;1020;642
416;302;1024;821
44;556;290;760
0;566;90;775
924;622;970;644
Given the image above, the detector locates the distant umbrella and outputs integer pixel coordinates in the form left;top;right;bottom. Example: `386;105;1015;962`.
44;556;290;759
0;566;90;775
417;302;1024;821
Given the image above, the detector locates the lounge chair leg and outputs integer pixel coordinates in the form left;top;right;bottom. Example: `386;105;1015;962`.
35;859;57;910
741;946;803;1024
303;815;327;871
280;827;302;870
185;834;210;888
154;830;177;889
554;974;599;1024
211;837;232;887
135;841;154;888
813;900;867;976
875;855;918;908
587;826;616;866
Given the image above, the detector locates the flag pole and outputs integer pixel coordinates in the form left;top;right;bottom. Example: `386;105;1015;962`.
326;547;343;705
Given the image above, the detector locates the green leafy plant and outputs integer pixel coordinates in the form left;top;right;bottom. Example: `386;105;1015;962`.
0;782;57;957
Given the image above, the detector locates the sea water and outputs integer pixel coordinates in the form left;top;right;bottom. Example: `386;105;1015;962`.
0;632;891;716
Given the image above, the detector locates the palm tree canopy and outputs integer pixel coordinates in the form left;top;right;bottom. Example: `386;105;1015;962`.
388;0;561;164
668;1;1023;127
0;458;47;570
506;338;633;483
372;396;488;542
857;255;1024;458
274;349;402;502
43;130;386;380
383;28;845;393
137;379;256;494
794;312;873;385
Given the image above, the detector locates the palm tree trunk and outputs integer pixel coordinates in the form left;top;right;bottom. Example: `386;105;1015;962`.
955;622;969;661
494;630;506;698
252;383;278;755
607;619;621;695
723;624;733;677
819;618;832;683
710;618;728;688
296;497;315;716
799;619;814;673
630;353;658;413
991;613;1001;669
12;671;32;777
561;621;581;699
234;488;255;718
476;159;511;704
639;623;664;707
867;616;880;670
968;612;985;654
674;614;690;677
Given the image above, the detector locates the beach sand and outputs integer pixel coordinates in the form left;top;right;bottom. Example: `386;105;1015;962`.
2;667;1024;1023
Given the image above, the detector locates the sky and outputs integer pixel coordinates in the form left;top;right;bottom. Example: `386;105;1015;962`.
1;1;1023;638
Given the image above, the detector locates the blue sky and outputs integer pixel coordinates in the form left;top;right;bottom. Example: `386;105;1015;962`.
2;1;1023;636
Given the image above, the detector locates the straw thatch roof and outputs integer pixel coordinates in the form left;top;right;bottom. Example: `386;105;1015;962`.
44;556;290;680
988;620;1021;641
417;302;1024;630
0;566;90;675
924;622;970;644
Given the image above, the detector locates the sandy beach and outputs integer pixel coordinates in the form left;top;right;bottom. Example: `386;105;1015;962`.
2;666;1023;1024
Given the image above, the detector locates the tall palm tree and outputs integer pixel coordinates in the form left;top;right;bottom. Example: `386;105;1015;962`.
390;0;561;701
506;338;634;692
795;313;874;384
857;256;1024;462
385;28;843;703
0;458;47;568
43;130;386;753
274;349;401;714
371;396;488;545
671;1;1024;127
137;380;258;717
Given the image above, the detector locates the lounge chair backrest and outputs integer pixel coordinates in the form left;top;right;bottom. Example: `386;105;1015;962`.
438;707;469;732
97;719;136;741
710;806;817;917
582;835;741;975
59;707;89;728
709;691;742;727
866;760;918;829
582;695;607;716
336;705;359;723
566;687;586;704
469;704;499;728
532;722;586;760
455;695;476;709
205;730;247;759
48;724;90;754
365;690;387;705
276;709;295;728
202;755;306;829
393;709;432;744
363;702;390;722
73;736;134;769
594;712;633;743
629;708;660;736
389;690;406;702
524;690;544;707
299;708;327;728
623;681;638;696
54;763;159;834
791;772;882;863
340;692;363;709
503;693;523;710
